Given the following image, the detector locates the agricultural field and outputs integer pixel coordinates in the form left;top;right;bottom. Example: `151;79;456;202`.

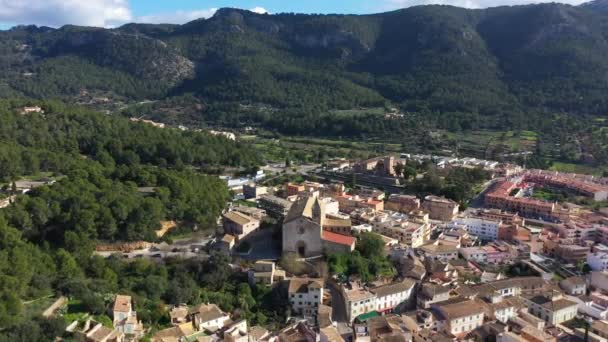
443;130;500;158
487;130;538;155
549;162;606;176
251;136;400;164
247;128;606;178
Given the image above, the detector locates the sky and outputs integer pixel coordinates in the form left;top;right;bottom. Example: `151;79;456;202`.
0;0;592;29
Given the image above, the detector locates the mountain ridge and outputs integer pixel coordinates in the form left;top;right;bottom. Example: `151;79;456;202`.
1;3;608;131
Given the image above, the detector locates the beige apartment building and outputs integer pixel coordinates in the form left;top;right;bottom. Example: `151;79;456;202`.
385;194;420;214
422;196;459;221
223;211;260;241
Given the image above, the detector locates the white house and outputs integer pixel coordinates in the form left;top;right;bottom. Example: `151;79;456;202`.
371;279;416;314
559;276;587;296
190;303;231;331
567;295;608;320
340;279;418;322
523;293;578;326
112;295;144;338
460;247;488;264
435;300;485;336
418;242;459;262
343;286;377;322
351;224;373;234
589;252;608;271
288;278;324;318
452;218;501;242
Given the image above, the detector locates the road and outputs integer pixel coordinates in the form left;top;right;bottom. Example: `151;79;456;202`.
260;163;322;184
467;178;500;209
94;234;214;260
327;281;348;323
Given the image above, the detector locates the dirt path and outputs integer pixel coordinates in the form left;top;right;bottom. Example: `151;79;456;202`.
42;296;67;318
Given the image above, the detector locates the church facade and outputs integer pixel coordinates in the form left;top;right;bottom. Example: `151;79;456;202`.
283;194;355;258
283;195;325;257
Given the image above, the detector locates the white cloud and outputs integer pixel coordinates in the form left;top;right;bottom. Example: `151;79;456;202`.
136;6;270;24
0;1;272;28
135;8;219;25
0;0;132;27
250;7;270;14
382;0;587;9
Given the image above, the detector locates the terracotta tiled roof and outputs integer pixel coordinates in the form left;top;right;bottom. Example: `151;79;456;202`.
592;320;608;336
88;325;121;342
189;303;226;323
322;231;356;246
288;278;324;294
420;283;450;299
560;276;587;287
420;242;458;254
436;299;485;320
371;279;416;298
525;295;577;311
223;211;255;226
152;326;185;342
113;295;132;313
424;195;457;204
249;326;269;340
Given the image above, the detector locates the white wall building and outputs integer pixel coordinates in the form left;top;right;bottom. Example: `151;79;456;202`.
494;305;516;324
436;300;485;336
567;295;608;320
374;220;432;248
351;224;373;234
320;197;340;215
589;252;608;271
460;247;488;264
288;278;324;318
371;280;416;314
190;303;231;331
453;218;501;241
524;294;578;326
342;286;377;322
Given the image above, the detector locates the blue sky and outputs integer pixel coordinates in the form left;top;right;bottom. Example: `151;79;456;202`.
130;0;378;16
0;0;590;30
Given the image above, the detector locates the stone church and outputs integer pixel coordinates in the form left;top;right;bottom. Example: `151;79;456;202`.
282;194;355;258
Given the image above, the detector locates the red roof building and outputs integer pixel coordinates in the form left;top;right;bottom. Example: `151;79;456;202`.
322;230;356;254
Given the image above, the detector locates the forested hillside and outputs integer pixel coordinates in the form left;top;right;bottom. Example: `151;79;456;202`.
0;100;263;334
1;3;608;130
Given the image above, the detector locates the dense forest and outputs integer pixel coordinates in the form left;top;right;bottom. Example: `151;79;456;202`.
2;4;608;139
0;100;272;338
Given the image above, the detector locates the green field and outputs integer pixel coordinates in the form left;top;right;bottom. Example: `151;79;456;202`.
252;136;400;163
251;129;604;177
531;188;564;202
549;162;605;176
444;130;503;158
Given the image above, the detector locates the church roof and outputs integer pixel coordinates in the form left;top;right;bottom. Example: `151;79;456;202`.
322;231;355;246
285;195;323;224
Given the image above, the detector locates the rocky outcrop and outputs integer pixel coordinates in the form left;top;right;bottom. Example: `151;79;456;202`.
47;29;195;85
95;241;152;252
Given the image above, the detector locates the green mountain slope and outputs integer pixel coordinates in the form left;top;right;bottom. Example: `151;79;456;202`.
1;4;608;126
